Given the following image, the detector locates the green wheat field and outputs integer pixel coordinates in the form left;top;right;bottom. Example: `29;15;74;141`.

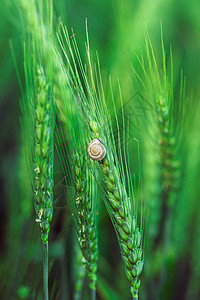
0;0;200;299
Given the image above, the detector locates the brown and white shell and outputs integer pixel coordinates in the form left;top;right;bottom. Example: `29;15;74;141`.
87;139;106;161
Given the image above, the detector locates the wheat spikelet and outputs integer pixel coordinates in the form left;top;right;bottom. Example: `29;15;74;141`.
33;66;54;245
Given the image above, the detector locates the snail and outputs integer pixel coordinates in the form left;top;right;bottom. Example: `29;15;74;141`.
87;139;106;161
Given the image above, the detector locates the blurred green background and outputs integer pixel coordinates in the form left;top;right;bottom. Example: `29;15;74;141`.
0;0;200;299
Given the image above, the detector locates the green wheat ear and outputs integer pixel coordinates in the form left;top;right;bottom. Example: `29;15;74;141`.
54;54;99;298
16;0;55;242
145;33;182;240
56;135;99;299
73;153;98;291
131;29;189;296
15;1;56;299
89;121;143;300
33;66;54;245
56;21;144;299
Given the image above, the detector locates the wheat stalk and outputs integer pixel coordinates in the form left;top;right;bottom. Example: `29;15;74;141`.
73;242;86;300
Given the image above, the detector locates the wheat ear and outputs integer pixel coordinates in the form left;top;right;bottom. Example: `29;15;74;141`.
55;112;98;299
89;122;143;300
155;96;180;242
33;66;54;300
73;152;98;298
55;23;144;298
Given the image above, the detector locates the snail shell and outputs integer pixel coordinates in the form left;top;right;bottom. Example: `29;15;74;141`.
87;139;106;161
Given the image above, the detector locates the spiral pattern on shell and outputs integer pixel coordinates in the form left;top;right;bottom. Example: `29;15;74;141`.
87;139;106;161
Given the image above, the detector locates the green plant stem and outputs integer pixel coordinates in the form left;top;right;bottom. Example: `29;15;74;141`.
90;288;96;300
74;289;82;300
43;243;49;300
